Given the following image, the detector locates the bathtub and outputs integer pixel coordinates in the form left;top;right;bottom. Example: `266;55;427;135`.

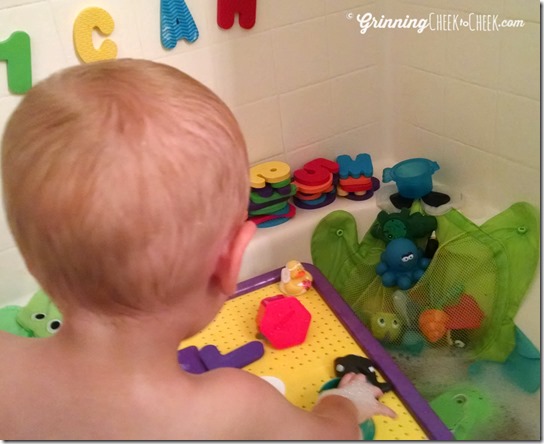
240;176;541;350
241;169;541;440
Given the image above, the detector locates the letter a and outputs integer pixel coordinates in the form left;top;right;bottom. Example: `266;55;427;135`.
161;0;199;49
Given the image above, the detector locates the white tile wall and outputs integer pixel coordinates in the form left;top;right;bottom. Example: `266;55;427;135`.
388;0;539;209
258;0;326;29
395;66;445;134
211;31;278;107
279;81;335;150
498;21;540;100
495;92;540;167
233;97;284;164
444;25;501;89
286;121;386;170
326;8;380;77
331;67;381;132
273;17;330;94
442;79;498;151
0;0;539;344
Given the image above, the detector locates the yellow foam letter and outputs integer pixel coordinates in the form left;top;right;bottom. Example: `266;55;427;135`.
249;161;291;188
73;7;117;63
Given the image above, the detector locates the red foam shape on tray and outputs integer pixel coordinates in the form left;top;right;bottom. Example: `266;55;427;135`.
256;295;311;349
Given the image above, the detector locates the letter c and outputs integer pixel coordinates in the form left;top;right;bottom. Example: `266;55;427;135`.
73;7;117;63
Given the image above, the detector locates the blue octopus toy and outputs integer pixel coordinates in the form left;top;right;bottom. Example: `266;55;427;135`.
376;238;430;290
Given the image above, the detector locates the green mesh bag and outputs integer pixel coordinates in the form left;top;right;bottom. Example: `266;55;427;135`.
311;202;539;362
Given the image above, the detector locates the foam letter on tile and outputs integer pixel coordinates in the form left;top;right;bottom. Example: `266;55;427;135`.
0;31;31;94
217;0;257;29
73;7;117;63
161;0;199;49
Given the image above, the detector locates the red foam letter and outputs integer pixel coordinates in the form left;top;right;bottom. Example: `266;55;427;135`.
217;0;257;29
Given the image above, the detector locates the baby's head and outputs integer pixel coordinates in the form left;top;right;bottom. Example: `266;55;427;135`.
2;59;250;317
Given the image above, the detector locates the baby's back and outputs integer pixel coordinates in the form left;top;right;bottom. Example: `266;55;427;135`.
0;333;251;440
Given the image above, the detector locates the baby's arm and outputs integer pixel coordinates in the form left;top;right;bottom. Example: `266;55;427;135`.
200;369;395;440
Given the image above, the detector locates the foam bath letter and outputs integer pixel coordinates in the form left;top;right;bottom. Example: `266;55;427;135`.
217;0;257;29
293;158;339;186
73;7;117;63
249;161;290;188
161;0;199;49
0;31;32;94
336;154;373;179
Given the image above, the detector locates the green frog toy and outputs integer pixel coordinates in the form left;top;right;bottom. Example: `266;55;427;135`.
0;289;62;338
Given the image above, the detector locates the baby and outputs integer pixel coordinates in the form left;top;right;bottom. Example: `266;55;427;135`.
0;59;395;440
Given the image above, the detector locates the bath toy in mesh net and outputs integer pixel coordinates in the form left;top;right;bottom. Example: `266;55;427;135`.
311;201;539;362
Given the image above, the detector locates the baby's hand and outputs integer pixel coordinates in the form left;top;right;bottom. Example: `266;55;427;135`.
319;373;396;423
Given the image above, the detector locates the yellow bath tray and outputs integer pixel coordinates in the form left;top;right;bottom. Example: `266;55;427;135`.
179;263;452;440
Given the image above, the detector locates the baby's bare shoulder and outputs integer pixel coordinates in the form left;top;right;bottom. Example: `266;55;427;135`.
186;368;314;439
0;330;26;348
0;339;313;440
192;368;280;413
0;331;34;376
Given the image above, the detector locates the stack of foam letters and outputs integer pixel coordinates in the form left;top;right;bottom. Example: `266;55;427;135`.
248;154;380;228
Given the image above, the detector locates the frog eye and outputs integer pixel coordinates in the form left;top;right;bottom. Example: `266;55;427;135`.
392;319;400;328
47;319;62;334
31;313;46;321
377;318;386;327
453;339;466;348
454;394;467;404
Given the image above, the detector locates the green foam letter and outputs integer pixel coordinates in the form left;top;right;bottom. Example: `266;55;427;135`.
0;31;32;94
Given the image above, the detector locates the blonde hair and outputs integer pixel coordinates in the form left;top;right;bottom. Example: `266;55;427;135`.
2;59;249;315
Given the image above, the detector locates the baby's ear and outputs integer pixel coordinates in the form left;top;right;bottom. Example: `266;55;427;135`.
212;221;256;297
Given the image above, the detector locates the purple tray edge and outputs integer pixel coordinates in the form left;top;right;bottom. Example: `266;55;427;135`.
234;263;454;441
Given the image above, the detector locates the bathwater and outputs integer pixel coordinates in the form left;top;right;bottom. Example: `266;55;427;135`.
390;347;541;440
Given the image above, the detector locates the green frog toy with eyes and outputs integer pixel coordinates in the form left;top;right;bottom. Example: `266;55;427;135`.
0;289;62;338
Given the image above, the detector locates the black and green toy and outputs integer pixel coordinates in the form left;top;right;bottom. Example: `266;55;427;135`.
370;209;437;244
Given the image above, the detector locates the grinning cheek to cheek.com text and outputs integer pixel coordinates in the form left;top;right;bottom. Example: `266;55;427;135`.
354;12;525;34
